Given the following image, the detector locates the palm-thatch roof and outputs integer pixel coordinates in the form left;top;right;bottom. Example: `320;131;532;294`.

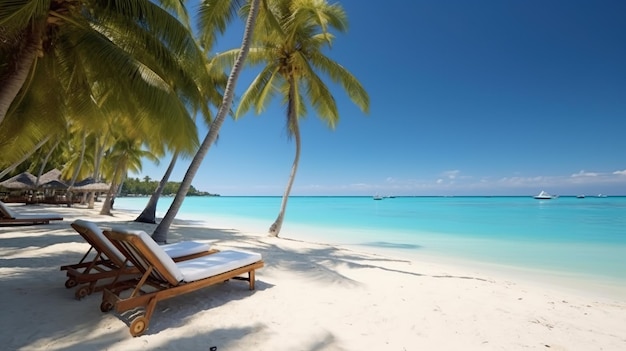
72;178;110;192
1;170;109;192
72;183;110;192
39;169;63;185
0;172;37;189
41;179;69;190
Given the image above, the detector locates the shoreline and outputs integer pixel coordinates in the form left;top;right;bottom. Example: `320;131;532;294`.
113;195;626;289
1;204;625;350
114;201;626;301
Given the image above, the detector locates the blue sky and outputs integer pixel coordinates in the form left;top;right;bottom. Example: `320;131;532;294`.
136;0;626;196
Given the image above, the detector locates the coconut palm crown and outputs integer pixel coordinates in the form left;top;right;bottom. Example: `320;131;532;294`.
218;0;370;236
0;0;222;169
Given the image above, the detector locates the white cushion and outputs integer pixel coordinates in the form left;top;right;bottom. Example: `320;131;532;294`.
161;241;211;258
0;201;17;218
75;220;210;264
73;219;126;264
110;227;184;283
177;250;262;283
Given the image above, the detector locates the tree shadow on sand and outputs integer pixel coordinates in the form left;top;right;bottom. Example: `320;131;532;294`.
1;216;492;350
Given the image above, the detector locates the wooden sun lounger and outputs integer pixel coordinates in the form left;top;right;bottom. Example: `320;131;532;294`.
0;200;63;225
61;220;216;299
101;227;264;336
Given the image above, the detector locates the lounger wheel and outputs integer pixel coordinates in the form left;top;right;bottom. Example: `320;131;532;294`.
65;278;77;289
100;301;113;313
130;316;148;337
75;286;90;300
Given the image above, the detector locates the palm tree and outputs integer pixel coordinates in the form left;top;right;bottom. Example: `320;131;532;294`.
135;151;179;223
152;0;262;243
100;138;158;215
64;130;88;207
222;0;369;236
0;0;213;170
0;136;51;179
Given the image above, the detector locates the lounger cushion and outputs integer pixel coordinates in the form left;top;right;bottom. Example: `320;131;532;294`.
177;250;262;282
111;227;185;283
74;219;126;264
75;219;211;264
0;201;62;222
162;241;211;258
0;201;16;218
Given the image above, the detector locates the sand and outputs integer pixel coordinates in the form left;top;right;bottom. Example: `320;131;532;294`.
0;204;625;350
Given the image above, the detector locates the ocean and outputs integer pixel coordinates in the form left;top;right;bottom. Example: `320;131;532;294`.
114;195;626;289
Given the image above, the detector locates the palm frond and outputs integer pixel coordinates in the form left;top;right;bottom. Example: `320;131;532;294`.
197;0;244;49
309;51;370;113
236;64;281;117
155;0;192;31
0;0;50;33
292;51;338;126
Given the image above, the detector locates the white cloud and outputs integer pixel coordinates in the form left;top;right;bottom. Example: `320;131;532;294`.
613;170;626;176
441;170;460;179
571;170;599;178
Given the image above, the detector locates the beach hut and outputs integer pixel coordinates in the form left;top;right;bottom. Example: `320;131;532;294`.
40;179;70;204
0;172;37;190
41;179;68;189
0;169;73;204
38;169;64;186
71;178;111;205
73;178;111;192
0;172;38;203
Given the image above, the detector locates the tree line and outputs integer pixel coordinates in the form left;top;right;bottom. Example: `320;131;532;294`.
120;177;218;197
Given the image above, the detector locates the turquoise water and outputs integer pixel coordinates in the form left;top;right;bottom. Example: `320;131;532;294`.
115;196;626;284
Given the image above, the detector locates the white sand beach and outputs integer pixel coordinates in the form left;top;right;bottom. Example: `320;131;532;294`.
1;204;625;350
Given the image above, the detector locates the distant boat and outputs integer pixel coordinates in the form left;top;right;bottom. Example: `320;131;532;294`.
534;190;556;199
597;194;608;198
576;195;585;199
373;195;383;200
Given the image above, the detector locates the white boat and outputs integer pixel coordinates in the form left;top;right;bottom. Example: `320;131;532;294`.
576;195;585;199
373;195;383;200
533;190;556;199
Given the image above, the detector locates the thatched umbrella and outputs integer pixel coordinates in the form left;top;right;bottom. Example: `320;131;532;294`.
41;179;69;190
73;178;111;192
0;172;37;190
72;182;111;192
39;169;63;186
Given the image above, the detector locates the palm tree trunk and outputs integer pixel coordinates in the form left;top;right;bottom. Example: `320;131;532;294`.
136;152;178;223
66;131;87;207
269;80;301;237
88;136;106;209
100;183;118;216
35;138;61;187
152;0;261;244
100;159;125;216
0;25;42;125
0;135;50;179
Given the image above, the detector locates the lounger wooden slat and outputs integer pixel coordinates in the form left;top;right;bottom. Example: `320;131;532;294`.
0;200;63;225
102;228;264;337
61;220;215;299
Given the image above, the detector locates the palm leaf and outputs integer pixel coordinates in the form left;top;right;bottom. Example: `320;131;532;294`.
309;51;370;113
197;0;244;49
236;64;281;117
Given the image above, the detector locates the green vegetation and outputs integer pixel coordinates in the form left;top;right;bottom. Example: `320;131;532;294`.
0;0;224;214
1;0;366;242
120;177;218;197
